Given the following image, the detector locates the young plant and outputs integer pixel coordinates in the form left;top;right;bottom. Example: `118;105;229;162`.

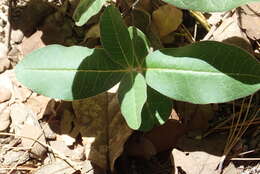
15;1;260;131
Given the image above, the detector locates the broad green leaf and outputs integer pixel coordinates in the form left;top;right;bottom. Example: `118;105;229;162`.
73;0;106;26
163;0;260;12
15;45;124;100
128;26;150;66
118;73;147;130
140;87;172;131
145;41;260;104
100;5;134;67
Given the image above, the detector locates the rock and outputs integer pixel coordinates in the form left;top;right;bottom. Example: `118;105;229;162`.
0;18;6;27
11;29;24;43
0;73;12;101
0;43;8;58
0;71;13;86
0;86;11;103
0;103;10;131
0;108;10;131
0;58;10;72
21;30;46;56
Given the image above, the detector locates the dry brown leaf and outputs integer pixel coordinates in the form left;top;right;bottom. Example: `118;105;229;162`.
239;2;260;40
173;133;227;174
20;124;47;157
71;92;133;171
212;13;252;52
34;160;83;174
84;24;100;41
152;4;183;37
174;102;214;131
25;95;55;120
0;103;10;131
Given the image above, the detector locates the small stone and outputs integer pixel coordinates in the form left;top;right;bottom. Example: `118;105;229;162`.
0;86;11;103
11;29;24;43
0;43;8;58
0;18;6;27
0;108;10;131
8;46;20;57
0;58;10;72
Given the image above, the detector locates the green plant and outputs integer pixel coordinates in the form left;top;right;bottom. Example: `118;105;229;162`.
15;0;260;131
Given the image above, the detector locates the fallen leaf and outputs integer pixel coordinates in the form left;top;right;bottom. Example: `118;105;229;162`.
84;24;100;41
174;102;214;131
71;92;133;171
25;95;55;120
173;133;227;174
239;2;260;40
212;12;252;52
152;4;183;37
34;160;82;174
2;150;30;166
20;124;47;157
0;103;10;131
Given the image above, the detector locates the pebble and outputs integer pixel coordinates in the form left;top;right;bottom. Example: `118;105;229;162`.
0;73;12;102
0;58;10;72
11;29;24;43
0;108;10;131
0;86;11;103
0;18;6;27
0;43;8;58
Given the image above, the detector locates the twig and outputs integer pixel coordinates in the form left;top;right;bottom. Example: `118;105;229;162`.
216;96;259;173
203;111;240;138
230;158;260;161
189;10;211;31
237;149;260;156
5;0;12;51
0;132;80;171
180;24;195;43
213;120;260;130
0;167;36;171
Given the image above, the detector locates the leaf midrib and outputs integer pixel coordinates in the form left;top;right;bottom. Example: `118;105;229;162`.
109;9;131;67
22;68;260;79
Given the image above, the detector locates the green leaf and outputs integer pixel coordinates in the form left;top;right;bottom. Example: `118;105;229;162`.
128;26;150;66
145;41;260;104
73;0;106;26
163;0;260;12
140;87;172;131
15;45;124;100
118;73;147;130
100;5;134;67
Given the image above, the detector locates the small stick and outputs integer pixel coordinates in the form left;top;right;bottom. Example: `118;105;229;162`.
5;0;12;51
230;158;260;161
0;167;36;171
